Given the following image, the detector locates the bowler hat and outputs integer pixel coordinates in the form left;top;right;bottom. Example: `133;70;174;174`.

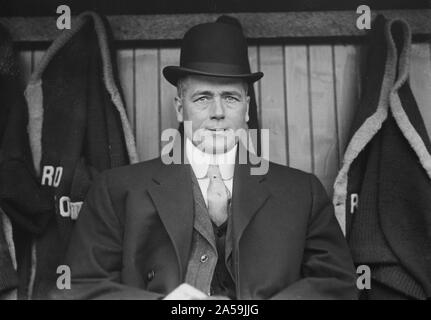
163;22;263;86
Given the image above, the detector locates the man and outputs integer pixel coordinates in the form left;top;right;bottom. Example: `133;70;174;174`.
57;21;357;300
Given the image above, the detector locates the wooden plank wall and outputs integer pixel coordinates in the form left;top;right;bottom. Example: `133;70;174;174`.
17;41;431;196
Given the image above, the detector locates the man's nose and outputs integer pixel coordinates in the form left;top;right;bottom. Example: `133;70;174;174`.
210;97;225;120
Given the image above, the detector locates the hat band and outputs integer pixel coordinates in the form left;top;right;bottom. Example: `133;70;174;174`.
182;61;251;75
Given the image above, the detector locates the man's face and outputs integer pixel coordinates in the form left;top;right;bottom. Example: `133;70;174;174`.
174;75;250;154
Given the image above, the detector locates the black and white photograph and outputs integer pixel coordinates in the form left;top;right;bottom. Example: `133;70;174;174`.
0;0;430;307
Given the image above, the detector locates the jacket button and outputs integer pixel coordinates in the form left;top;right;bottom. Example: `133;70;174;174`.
147;270;155;281
200;254;208;263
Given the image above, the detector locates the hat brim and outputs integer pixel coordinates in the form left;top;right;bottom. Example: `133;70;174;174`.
163;66;263;86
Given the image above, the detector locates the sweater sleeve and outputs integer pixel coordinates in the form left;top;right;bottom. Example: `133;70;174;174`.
0;210;18;296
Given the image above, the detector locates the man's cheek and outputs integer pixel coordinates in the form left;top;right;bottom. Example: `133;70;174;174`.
232;114;248;129
192;119;205;132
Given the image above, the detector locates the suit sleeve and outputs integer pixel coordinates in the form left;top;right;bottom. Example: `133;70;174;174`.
270;174;358;300
50;172;163;300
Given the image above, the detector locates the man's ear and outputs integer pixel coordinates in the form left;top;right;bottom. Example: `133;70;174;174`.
245;95;250;123
174;96;184;122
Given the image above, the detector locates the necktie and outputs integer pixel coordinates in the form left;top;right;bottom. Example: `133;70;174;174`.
207;165;231;226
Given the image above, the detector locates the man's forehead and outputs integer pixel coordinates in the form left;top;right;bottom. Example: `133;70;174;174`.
180;75;247;91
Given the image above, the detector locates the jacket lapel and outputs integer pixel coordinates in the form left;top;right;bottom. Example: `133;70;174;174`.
229;154;270;298
230;150;271;257
147;161;194;281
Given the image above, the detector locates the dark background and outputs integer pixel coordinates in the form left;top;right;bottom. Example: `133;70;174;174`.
0;0;430;17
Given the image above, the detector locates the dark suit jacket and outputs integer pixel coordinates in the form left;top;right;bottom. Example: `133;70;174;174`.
55;152;358;300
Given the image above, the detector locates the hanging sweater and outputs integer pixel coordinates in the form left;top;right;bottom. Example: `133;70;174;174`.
1;11;138;299
333;16;431;299
0;23;32;300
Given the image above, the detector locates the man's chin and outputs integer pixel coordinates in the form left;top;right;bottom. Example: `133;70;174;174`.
190;129;237;155
197;139;236;155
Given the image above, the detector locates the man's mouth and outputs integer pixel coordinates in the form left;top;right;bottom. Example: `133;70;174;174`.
206;128;228;134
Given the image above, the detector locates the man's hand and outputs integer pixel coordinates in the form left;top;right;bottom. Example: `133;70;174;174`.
163;283;208;300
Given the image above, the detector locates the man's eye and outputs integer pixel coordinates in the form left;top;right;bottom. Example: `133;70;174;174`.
195;97;209;103
225;96;239;103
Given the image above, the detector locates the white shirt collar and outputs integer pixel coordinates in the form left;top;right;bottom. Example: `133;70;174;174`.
185;138;236;180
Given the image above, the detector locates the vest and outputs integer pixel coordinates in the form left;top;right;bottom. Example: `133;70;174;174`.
184;170;235;298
